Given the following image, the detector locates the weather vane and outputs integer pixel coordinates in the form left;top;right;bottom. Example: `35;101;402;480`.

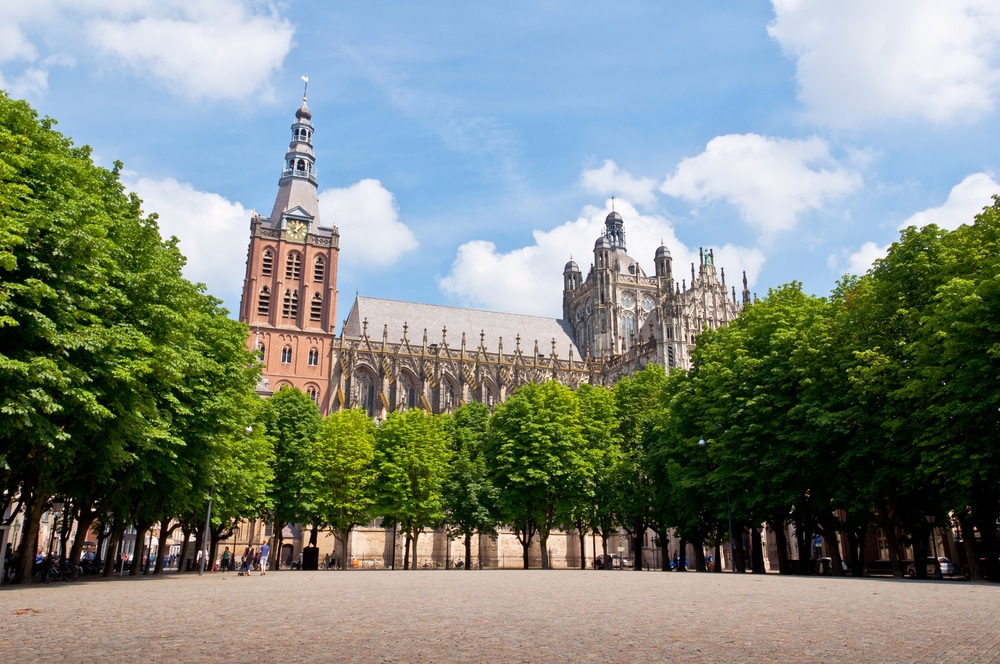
301;75;309;99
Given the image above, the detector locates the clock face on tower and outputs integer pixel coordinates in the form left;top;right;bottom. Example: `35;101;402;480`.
286;219;308;241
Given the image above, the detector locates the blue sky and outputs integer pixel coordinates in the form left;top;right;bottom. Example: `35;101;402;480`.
3;1;999;326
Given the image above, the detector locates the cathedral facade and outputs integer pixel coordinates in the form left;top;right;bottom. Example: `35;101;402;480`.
239;96;750;419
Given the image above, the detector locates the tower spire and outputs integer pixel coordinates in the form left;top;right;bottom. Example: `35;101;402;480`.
268;90;320;225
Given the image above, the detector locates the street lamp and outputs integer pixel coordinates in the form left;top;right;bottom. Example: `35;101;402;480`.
699;437;736;574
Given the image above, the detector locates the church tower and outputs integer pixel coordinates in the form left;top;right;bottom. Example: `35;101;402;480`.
239;89;340;412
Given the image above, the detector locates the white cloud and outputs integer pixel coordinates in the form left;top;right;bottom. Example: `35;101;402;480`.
838;172;998;276
438;198;764;317
899;173;999;231
125;175;250;312
87;2;294;101
842;241;889;277
319;179;418;270
661;134;862;235
0;1;294;102
769;0;1000;127
580;160;659;206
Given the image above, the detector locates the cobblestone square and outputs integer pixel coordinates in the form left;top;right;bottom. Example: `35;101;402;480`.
2;570;997;663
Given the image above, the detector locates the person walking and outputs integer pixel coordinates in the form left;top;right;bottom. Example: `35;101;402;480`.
259;539;270;575
221;547;231;572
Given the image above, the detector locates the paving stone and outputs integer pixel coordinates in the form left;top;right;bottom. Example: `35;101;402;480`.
1;569;997;662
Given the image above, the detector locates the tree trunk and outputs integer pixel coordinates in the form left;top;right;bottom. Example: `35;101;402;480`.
578;524;587;570
411;528;421;568
154;519;174;574
539;532;550;570
751;526;766;574
14;488;45;584
130;518;150;576
192;521;205;573
768;520;791;574
273;520;283;570
176;523;192;574
309;525;319;547
678;536;687;571
464;532;472;571
103;520;124;578
713;537;722;572
403;531;411;570
633;520;644;571
794;525;810;575
68;508;96;566
973;498;1000;581
694;544;706;572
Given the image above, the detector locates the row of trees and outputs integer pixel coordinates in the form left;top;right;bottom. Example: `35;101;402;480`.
0;93;272;583
3;91;996;582
286;197;1000;580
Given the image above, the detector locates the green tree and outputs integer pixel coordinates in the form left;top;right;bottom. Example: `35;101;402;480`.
375;409;451;569
487;380;588;569
443;402;498;569
312;407;377;569
261;386;321;569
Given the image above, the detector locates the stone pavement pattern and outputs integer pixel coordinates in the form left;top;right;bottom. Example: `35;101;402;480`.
1;570;998;663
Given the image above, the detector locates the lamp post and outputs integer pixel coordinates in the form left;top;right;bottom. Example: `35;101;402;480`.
926;514;940;579
699;438;736;574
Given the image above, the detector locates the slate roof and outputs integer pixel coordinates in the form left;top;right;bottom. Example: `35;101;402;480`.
343;296;582;358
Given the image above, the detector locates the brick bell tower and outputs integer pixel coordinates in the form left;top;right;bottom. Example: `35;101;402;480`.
239;85;340;413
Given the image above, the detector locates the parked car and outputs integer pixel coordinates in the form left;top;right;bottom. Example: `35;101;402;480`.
906;556;954;578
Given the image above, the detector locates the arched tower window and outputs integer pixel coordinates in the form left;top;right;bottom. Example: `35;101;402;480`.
261;249;274;276
281;346;292;364
306;385;318;403
257;343;265;360
308;347;319;366
286;252;302;279
282;289;298;318
257;286;270;316
313;256;325;282
310;293;322;321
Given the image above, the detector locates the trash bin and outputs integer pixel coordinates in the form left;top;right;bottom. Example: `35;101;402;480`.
302;546;319;571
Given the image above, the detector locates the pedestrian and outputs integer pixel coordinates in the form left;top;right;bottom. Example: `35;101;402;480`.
221;546;231;572
259;540;270;575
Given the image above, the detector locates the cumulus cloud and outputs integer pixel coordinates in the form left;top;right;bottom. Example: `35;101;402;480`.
438;198;764;317
898;173;999;231
769;0;1000;127
842;241;889;277
0;1;294;102
319;179;419;270
125;175;251;312
87;1;294;101
580;160;659;207
839;172;999;276
661;134;862;235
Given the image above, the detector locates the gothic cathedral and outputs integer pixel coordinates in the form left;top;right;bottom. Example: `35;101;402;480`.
239;96;750;415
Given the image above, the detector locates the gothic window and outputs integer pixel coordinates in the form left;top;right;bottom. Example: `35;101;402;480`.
282;289;298;318
285;252;302;279
310;293;322;321
313;256;325;282
358;370;377;417
261;249;273;276
257;286;270;316
281;346;292;364
621;312;637;349
257;343;265;360
308;347;319;366
306;385;318;403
